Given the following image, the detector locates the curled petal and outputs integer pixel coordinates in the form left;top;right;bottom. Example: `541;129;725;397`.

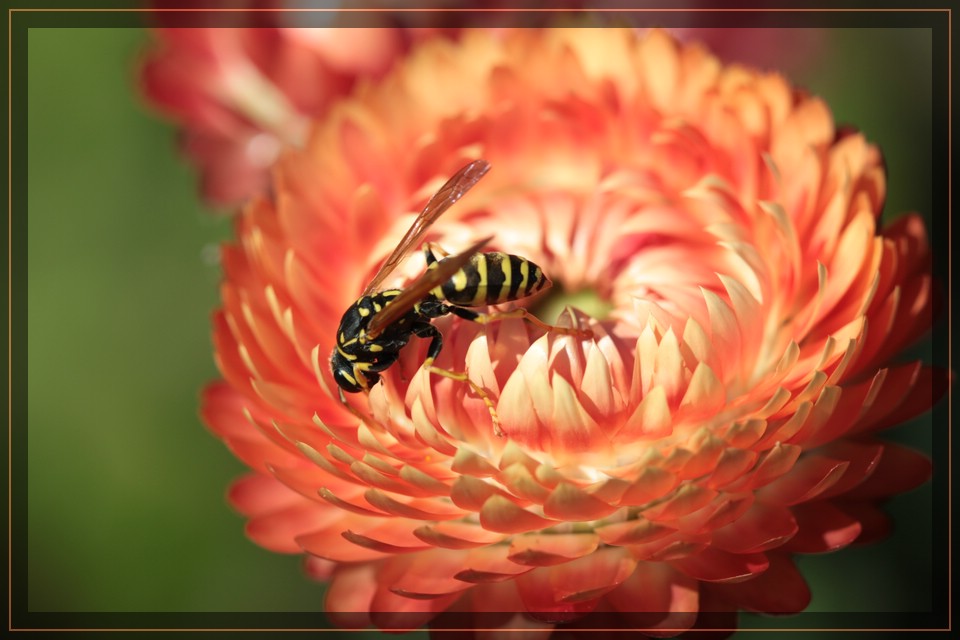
227;472;306;518
841;442;932;500
246;500;340;554
784;501;863;553
480;495;556;534
515;549;638;621
672;548;769;583
507;533;601;567
414;521;506;550
709;553;811;614
756;453;850;505
453;546;538;583
543;482;618;521
380;550;478;598
619;466;681;506
711;502;798;554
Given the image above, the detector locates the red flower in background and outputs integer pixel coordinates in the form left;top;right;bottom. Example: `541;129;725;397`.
139;6;828;210
138;2;565;208
140;24;424;206
197;28;945;635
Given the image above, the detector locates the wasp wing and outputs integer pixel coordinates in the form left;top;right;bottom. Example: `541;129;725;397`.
365;235;493;340
361;159;490;297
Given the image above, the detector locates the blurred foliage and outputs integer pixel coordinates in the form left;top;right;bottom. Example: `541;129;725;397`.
24;25;936;634
26;28;324;614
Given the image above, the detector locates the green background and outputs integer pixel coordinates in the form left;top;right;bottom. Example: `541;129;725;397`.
24;26;940;633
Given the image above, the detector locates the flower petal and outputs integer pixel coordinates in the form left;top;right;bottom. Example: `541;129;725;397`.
672;548;769;583
711;502;798;554
479;495;556;534
785;501;863;553
606;562;699;634
507;533;600;567
710;553;810;614
515;549;637;620
543;482;618;521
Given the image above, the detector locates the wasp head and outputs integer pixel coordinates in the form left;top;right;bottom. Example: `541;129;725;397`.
330;348;379;393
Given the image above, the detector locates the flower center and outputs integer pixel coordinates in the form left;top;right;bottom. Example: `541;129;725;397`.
531;284;614;324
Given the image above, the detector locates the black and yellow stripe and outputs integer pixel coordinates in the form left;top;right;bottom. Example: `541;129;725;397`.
435;252;548;307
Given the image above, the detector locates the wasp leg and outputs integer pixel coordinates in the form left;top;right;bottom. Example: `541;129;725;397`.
413;321;503;437
447;305;593;340
423;243;450;266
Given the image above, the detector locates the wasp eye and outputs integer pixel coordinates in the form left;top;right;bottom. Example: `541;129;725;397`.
333;366;363;393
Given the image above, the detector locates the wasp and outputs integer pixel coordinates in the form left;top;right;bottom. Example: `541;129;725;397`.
330;159;590;434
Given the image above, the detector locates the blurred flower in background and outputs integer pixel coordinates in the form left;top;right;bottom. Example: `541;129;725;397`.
138;4;828;210
138;1;582;208
192;27;945;635
666;28;827;76
140;22;417;206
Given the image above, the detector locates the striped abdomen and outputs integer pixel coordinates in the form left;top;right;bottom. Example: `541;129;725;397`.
432;252;551;307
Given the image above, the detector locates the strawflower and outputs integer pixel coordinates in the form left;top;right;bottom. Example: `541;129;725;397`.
202;28;943;635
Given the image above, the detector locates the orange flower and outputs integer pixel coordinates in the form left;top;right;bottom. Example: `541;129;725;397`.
202;29;943;634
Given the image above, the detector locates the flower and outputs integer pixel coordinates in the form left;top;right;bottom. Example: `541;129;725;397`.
137;1;574;209
139;18;423;207
139;5;829;212
201;28;944;634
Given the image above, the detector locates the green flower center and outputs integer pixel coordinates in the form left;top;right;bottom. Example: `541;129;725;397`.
533;285;614;324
